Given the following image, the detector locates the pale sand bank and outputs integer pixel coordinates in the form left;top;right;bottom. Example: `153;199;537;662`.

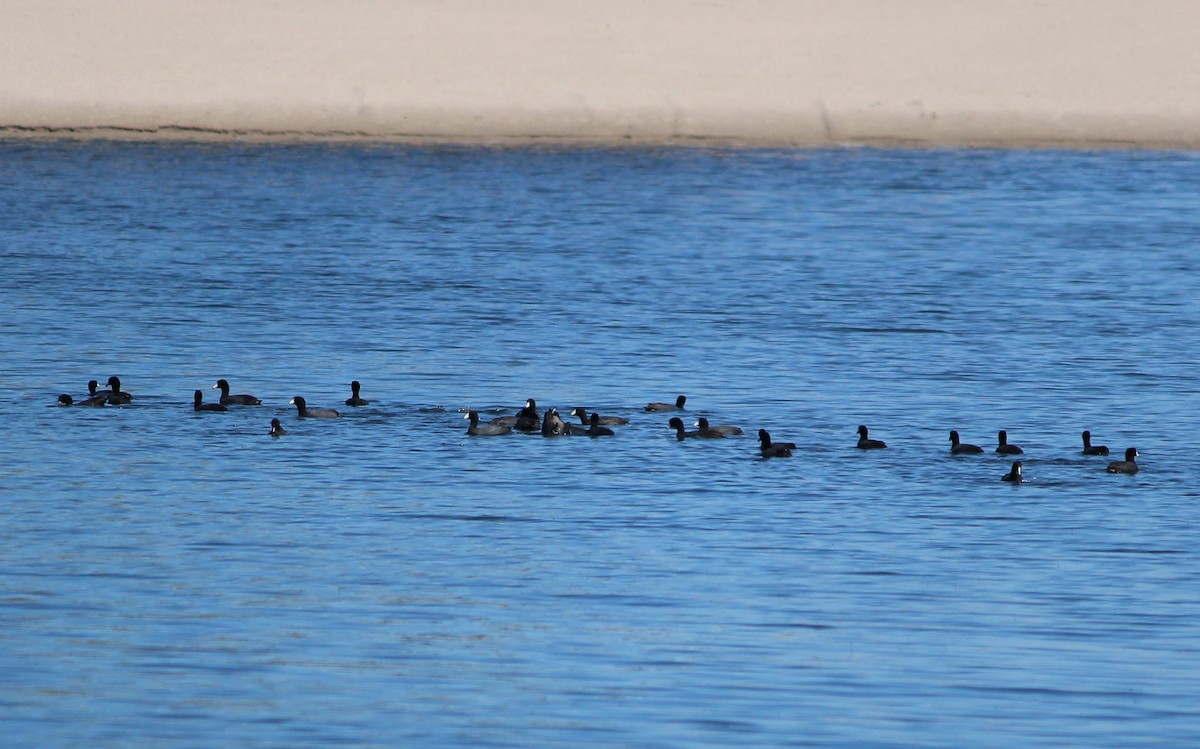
3;0;1199;147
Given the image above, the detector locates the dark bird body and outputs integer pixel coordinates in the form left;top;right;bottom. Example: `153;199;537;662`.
59;393;107;407
646;395;686;412
585;412;615;437
696;417;742;437
102;376;132;405
950;430;983;454
669;416;701;440
570;407;628;426
193;389;228;412
466;410;512;436
996;430;1023;455
213;379;261;406
509;399;540;432
1081;431;1110;456
693;418;728;438
1107;448;1139;474
1002;461;1023;483
345;380;369;406
541;408;569;437
856;425;887;449
289;396;340;418
758;429;794;458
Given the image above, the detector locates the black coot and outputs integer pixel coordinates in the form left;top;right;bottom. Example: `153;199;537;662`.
758;429;794;458
511;399;540;432
570;407;628;426
996;430;1023;455
466;410;512;436
541;408;569;437
696;417;743;436
585;412;615;437
950;430;983;454
646;395;686;412
193;389;228;412
289;396;340;418
693;418;728;438
1106;448;1139;474
104;376;133;405
1081;431;1110;456
213;379;262;406
345;380;369;406
1002;461;1023;483
669;417;701;441
856;425;887;449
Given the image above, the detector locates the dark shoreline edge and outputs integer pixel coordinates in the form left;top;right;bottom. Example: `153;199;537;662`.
3;123;1195;152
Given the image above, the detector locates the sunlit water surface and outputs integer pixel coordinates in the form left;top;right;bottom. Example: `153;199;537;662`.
2;141;1199;747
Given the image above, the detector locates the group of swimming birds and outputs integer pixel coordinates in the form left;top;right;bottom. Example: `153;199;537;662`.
58;381;1140;480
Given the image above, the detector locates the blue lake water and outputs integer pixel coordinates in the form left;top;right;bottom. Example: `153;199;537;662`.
2;140;1199;747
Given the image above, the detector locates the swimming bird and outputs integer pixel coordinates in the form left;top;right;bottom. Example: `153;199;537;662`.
503;399;539;432
949;430;983;454
646;395;686;412
541;408;569;437
696;417;743;436
669;416;701;440
269;418;288;437
585;412;615;437
289;396;340;418
103;376;132;405
87;379;108;398
1001;461;1023;483
758;429;794;458
80;392;108;407
193;389;228;412
995;430;1023;455
856;424;887;449
563;419;591;436
465;410;512;436
570;407;629;426
59;393;106;407
1081;430;1110;456
488;401;525;428
345;380;369;406
213;379;262;406
693;418;729;438
1106;448;1139;474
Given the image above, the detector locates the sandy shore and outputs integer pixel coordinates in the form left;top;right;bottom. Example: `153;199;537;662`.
3;0;1199;147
